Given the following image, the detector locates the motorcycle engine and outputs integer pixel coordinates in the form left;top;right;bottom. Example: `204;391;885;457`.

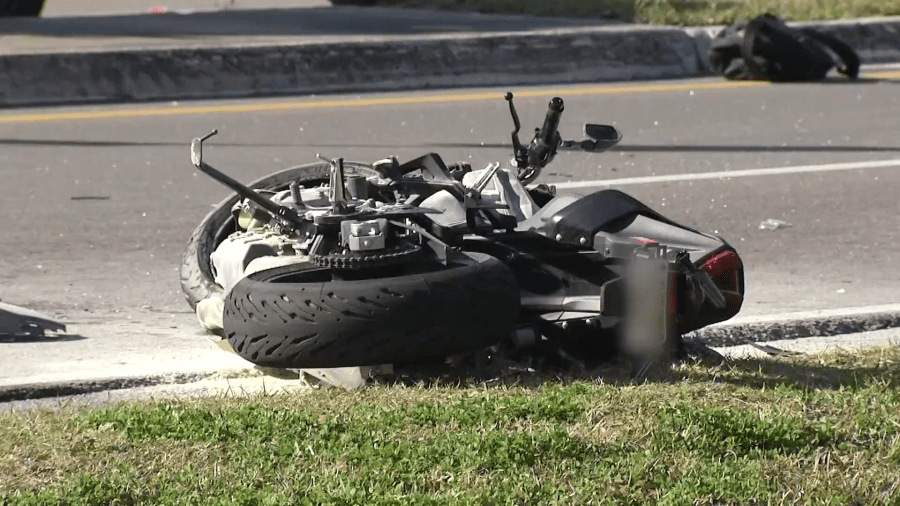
211;188;321;294
210;227;310;294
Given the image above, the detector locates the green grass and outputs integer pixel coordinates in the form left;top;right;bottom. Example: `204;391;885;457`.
349;0;900;25
2;346;900;505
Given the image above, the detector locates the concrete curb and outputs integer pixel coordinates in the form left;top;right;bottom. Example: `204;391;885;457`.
3;310;898;403
0;371;213;403
0;16;898;107
688;311;900;348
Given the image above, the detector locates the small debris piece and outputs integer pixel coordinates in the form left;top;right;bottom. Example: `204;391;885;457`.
759;219;792;231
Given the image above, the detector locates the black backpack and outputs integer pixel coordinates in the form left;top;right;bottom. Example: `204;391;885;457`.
708;14;860;82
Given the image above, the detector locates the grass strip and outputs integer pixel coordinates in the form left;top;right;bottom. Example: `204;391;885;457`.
1;345;899;505
347;0;900;26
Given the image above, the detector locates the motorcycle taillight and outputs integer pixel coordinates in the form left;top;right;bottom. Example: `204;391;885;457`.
679;248;745;334
700;248;744;321
700;249;742;295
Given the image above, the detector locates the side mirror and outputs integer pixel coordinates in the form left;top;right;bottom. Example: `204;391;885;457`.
190;129;218;168
582;124;622;152
560;124;623;153
585;124;622;142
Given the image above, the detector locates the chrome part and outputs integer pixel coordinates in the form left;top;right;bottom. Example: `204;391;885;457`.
468;162;502;195
328;158;349;212
521;294;604;313
289;182;302;206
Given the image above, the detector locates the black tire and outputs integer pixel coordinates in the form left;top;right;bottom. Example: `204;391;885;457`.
223;252;520;368
0;0;44;16
179;161;379;310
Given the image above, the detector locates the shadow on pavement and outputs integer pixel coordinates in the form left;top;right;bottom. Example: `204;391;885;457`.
0;6;607;39
0;334;88;344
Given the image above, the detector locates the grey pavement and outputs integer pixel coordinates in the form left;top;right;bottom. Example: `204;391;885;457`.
711;327;900;359
0;1;612;54
40;0;333;16
0;74;898;393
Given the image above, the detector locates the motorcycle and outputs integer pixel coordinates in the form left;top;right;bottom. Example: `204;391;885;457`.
180;93;744;377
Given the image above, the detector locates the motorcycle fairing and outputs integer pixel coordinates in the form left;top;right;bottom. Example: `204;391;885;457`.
518;189;696;246
518;189;726;262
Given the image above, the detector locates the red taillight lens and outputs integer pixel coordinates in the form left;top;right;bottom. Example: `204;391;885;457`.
701;250;742;294
699;248;744;320
679;248;745;333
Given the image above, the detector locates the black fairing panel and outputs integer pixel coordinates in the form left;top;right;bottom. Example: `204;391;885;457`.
540;189;698;247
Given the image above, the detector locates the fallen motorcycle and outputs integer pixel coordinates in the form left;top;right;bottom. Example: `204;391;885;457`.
180;93;744;375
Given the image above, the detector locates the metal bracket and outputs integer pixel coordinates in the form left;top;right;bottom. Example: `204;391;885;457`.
388;219;458;265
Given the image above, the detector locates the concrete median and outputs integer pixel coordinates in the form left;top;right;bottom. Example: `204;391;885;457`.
0;16;898;107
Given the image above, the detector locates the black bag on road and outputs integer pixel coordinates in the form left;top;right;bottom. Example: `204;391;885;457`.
708;14;860;82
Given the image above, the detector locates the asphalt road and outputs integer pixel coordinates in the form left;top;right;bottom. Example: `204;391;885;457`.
1;71;899;385
41;0;333;15
0;0;608;54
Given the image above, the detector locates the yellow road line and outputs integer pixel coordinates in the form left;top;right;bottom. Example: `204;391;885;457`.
1;69;892;125
0;80;767;125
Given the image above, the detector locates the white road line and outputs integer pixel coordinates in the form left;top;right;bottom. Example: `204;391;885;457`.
865;62;900;70
709;303;900;327
550;158;900;189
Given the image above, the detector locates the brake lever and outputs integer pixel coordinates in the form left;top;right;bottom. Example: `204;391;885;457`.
505;92;527;164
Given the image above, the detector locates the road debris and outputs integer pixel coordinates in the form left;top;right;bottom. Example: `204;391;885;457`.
759;218;792;231
0;301;66;339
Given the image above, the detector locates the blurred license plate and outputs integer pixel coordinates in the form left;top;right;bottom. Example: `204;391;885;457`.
621;247;676;359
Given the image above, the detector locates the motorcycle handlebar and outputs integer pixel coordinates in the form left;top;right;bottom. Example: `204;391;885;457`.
539;97;564;149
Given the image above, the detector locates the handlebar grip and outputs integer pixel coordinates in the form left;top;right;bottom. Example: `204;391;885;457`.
540;97;564;147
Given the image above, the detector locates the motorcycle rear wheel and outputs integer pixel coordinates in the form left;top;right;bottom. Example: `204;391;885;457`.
223;252;520;368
